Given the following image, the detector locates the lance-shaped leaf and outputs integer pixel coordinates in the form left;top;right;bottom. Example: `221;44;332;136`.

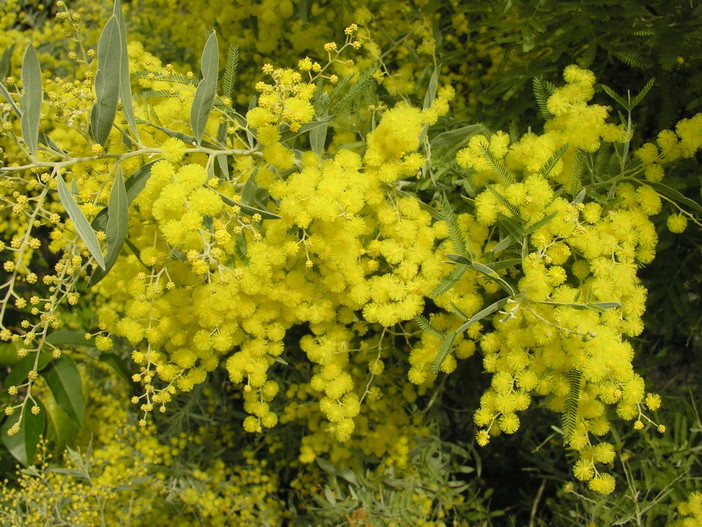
90;16;121;146
471;261;516;297
42;355;85;428
190;30;218;146
455;297;510;335
57;173;106;270
2;404;45;466
88;168;128;286
4;350;53;387
20;43;42;157
0;43;15;81
113;0;139;141
431;331;457;374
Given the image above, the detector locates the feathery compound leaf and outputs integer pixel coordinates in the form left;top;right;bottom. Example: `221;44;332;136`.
532;76;553;121
56;174;106;270
414;315;443;339
629;77;655;110
329;65;377;115
221;44;239;101
478;143;515;185
440;195;473;259
646;182;702;214
562;369;582;442
190;30;218;146
90;16;121;146
113;0;139;141
538;144;569;178
20;43;42;157
429;264;468;298
431;331;457;374
600;84;629;110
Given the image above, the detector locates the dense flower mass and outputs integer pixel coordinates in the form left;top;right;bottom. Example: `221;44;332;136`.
0;0;700;524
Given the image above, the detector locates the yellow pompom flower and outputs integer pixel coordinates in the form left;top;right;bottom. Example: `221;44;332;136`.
667;213;688;233
161;137;187;163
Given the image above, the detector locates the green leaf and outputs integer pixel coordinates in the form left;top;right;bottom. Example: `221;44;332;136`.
422;64;440;110
629;78;655;110
0;82;21;116
532;76;554;121
0;43;15;81
431;331;456;374
538;144;569;178
42;356;84;428
190;30;218;146
471;261;516;296
562;369;582;442
42;392;79;449
5;351;53;387
310;113;329;156
113;0;139;141
491;235;515;253
414;315;443;339
221;43;239;101
455;297;510;335
100;353;132;384
46;330;89;347
647;182;702;214
88;168;128;286
20;43;42;157
600;84;629;111
431;124;483;149
216;190;281;219
56;173;106;270
537;300;621;311
2;404;45;466
90;16;121;146
429;264;468;298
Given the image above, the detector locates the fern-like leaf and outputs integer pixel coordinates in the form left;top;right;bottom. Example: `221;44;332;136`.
414;315;443;339
479;143;515;185
538;144;569;179
562;369;582;442
532;77;555;121
222;44;239;101
440;195;473;259
431;331;457;374
429;264;468;298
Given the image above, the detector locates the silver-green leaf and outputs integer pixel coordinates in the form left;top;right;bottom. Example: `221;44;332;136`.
190;30;218;146
20;43;42;157
90;16;121;146
56;173;106;270
113;0;140;141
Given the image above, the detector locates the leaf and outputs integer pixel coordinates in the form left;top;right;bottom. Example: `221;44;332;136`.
46;330;89;347
538;144;569;178
221;44;239;101
0;82;21;116
647;182;702;214
431;124;483;149
423;64;440;110
4;351;53;387
216;190;281;219
429;264;468;298
573;188;586;205
20;43;42;157
431;331;456;374
113;0;139;141
532;76;553;121
491;235;515;253
478;143;515;185
90;16;121;146
42;356;84;428
600;84;629;110
100;353;132;384
42;392;79;449
56;173;106;270
562;369;582;442
190;30;219;146
310;113;329;156
88;168;128;286
0;43;15;81
455;297;510;335
629;78;655;110
1;404;45;466
471;261;516;296
414;315;443;339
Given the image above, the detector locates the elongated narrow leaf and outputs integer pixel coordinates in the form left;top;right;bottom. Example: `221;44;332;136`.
20;43;42;157
43;392;79;449
0;82;20;116
600;84;629;110
456;297;510;335
217;190;281;219
431;331;457;374
0;43;15;81
422;65;440;110
5;351;53;387
113;0;139;141
46;330;90;347
537;300;621;311
538;144;569;178
190;31;218;146
629;78;655;110
491;235;515;253
57;174;106;270
88;168;128;286
310;113;329;156
91;16;121;146
647;182;702;214
42;355;85;428
2;404;45;466
471;261;515;296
